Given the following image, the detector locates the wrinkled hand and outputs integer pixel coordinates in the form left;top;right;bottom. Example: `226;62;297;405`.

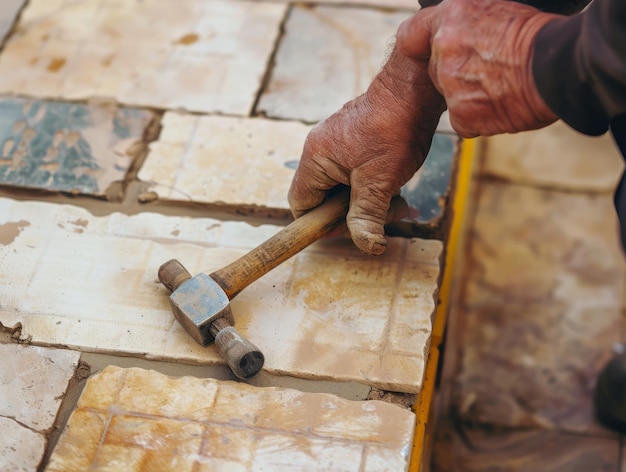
288;48;445;255
396;0;560;137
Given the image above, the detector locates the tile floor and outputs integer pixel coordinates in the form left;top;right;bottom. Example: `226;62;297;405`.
0;1;456;470
47;366;416;471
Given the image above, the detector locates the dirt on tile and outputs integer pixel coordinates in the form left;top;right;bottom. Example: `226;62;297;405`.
0;219;29;245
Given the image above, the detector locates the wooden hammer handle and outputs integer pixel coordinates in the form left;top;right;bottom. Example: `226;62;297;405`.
209;188;351;299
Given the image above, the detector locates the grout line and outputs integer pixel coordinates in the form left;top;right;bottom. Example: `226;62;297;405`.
249;4;292;117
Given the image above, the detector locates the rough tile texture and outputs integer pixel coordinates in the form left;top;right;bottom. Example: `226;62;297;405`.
456;182;624;433
484;121;624;191
431;419;620;472
48;366;415;471
0;98;153;197
0;198;441;393
0;0;24;41
258;5;408;123
0;344;79;471
138;113;312;209
0;0;286;115
139;112;457;227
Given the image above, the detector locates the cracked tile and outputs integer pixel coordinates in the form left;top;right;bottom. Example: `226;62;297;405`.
48;366;415;471
138;113;312;209
483;121;624;192
138;112;457;231
257;5;409;123
431;419;620;471
456;182;625;434
0;0;286;115
0;343;79;470
0;197;441;393
0;97;154;197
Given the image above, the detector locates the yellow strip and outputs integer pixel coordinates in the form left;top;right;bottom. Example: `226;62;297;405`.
409;138;477;471
432;137;476;346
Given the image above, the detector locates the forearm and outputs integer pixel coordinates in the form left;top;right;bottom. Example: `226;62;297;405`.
532;0;626;135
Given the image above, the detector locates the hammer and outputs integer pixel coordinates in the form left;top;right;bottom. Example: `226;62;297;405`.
158;188;351;379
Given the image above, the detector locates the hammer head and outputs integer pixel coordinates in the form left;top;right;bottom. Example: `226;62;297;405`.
168;273;235;346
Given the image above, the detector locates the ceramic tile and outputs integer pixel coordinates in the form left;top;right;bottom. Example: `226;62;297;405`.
138;113;312;208
431;419;620;471
0;0;24;41
0;98;154;197
0;0;286;115
48;366;415;472
257;5;409;123
484;121;624;192
0;343;79;470
0;197;442;393
139;112;457;229
456;182;625;434
0;416;46;472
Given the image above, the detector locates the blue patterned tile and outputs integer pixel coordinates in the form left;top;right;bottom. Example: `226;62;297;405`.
0;98;154;197
387;133;460;240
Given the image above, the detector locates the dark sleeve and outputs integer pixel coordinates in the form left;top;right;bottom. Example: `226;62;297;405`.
532;0;626;135
419;0;591;14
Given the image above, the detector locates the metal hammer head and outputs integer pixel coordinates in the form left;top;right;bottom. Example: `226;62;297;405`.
158;259;264;379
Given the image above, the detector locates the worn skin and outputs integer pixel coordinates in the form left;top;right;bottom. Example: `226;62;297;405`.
397;0;560;137
289;0;562;255
289;49;445;255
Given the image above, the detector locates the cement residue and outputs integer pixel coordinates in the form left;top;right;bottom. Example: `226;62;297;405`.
367;387;416;409
0;220;30;245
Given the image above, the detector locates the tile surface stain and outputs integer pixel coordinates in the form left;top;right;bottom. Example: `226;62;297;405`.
0;220;30;245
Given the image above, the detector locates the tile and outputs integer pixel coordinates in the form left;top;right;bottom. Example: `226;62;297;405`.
48;366;415;471
257;5;410;123
0;344;79;471
0;343;80;430
0;197;442;393
431;419;620;472
0;97;154;197
0;416;46;472
456;182;625;433
0;0;24;41
138;113;312;209
0;0;286;115
139;112;458;230
483;121;624;192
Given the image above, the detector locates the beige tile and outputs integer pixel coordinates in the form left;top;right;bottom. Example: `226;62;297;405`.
138;113;312;208
456;182;625;434
0;344;79;430
0;344;79;471
48;366;415;471
0;197;441;393
258;5;409;123
0;0;286;115
0;416;46;472
483;121;624;192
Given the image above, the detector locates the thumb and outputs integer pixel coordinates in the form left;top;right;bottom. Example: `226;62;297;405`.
346;175;398;256
396;6;439;61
